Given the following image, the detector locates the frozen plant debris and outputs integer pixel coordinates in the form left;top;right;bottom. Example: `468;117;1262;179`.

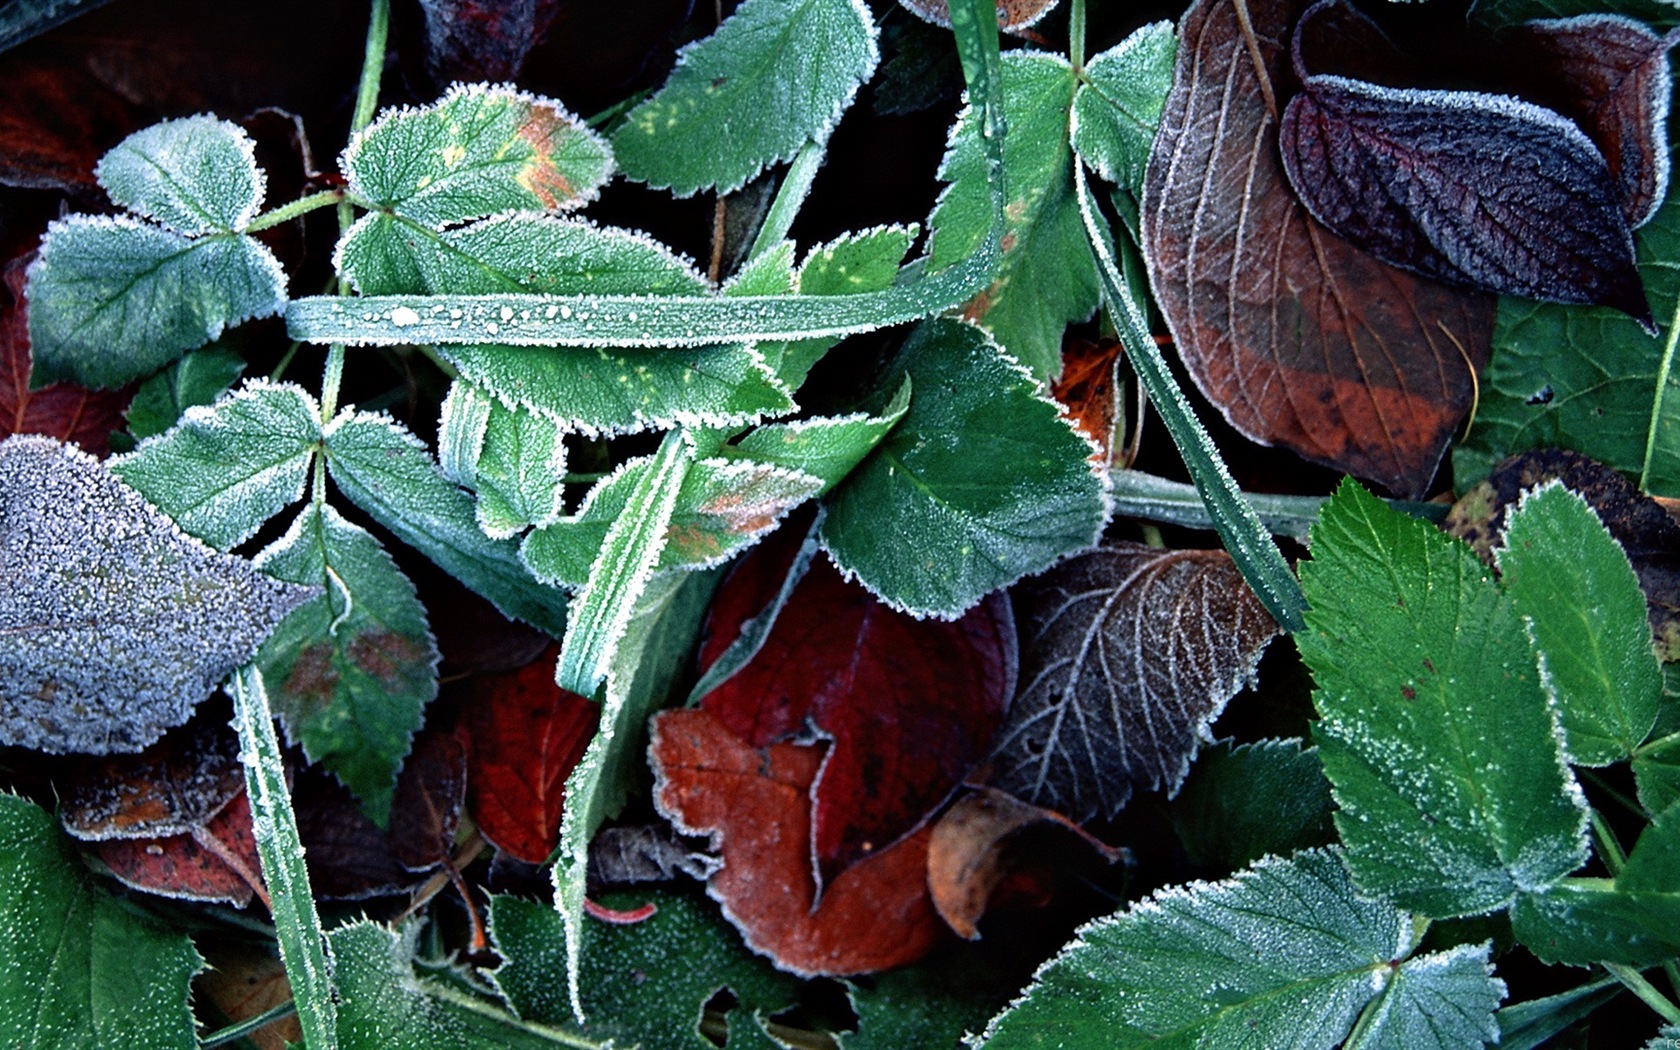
0;436;316;754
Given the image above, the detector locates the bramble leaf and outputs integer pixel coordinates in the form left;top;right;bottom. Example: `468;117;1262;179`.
611;0;879;197
439;382;567;539
0;794;202;1050
95;115;265;235
120;344;246;443
820;318;1105;618
1071;22;1176;197
110;380;319;550
976;849;1503;1049
1298;480;1589;917
0;435;314;753
255;503;440;825
1171;738;1336;871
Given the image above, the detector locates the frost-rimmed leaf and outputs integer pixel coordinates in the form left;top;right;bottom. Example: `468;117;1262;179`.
730;377;910;494
930;51;1096;378
323;410;567;636
0;435;315;753
821;317;1106;619
1498;482;1662;766
0;793;203;1050
120;344;246;443
522;454;823;586
110;379;320;551
26;216;287;389
441;386;569;539
1071;22;1176;197
1342;942;1506;1050
768;225;918;390
610;0;880;197
975;849;1502;1049
95;115;265;235
255;503;440;825
1635;732;1680;816
342;83;612;226
1298;480;1589;918
1171;737;1336;870
990;541;1282;823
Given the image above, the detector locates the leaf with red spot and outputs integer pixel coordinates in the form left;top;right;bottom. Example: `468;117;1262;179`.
650;707;944;977
458;645;598;865
0;259;129;455
696;541;1015;889
94;789;265;908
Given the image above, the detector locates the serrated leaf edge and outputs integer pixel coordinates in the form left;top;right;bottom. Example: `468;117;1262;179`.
95;114;268;233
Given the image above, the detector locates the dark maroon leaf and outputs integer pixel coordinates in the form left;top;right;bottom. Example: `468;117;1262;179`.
292;765;419;899
1280;73;1652;328
414;0;562;83
389;731;467;872
1142;0;1495;497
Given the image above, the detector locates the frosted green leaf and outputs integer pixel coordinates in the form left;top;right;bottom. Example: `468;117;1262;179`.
0;794;203;1050
1298;480;1589;918
730;376;910;493
95;116;264;235
611;0;880;197
1498;482;1663;766
821;318;1105;618
522;454;822;586
26;216;286;388
551;570;721;1021
1512;805;1680;966
977;849;1498;1049
1342;942;1503;1050
343;83;612;227
437;380;493;488
120;344;246;443
767;225;918;390
930;52;1097;378
1171;738;1336;871
490;891;799;1048
255;503;439;825
460;389;568;539
1495;977;1622;1050
0;435;315;753
323;411;567;636
1071;22;1176;197
1634;732;1680;816
110;379;320;550
331;920;598;1049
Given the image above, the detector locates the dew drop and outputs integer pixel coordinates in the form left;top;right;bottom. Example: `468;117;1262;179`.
390;306;420;328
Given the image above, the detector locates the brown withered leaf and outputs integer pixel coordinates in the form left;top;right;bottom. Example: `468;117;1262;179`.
1051;335;1125;465
292;765;418;900
897;0;1060;33
411;0;563;85
94;789;264;907
197;943;303;1050
61;720;242;841
990;541;1283;823
587;824;716;887
1141;0;1495;497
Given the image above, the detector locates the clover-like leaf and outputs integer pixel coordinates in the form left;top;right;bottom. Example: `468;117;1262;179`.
438;381;568;539
95;115;266;235
1071;22;1177;197
0;435;315;753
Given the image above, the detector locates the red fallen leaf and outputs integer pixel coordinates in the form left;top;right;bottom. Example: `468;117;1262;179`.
456;642;597;864
897;0;1060;33
96;789;266;908
697;542;1015;889
926;787;1119;940
650;708;943;976
390;731;468;871
61;719;243;840
0;42;145;193
1052;335;1125;465
1;259;129;455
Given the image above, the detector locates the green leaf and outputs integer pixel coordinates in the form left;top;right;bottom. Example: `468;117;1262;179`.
120;344;246;443
841;953;1012;1050
110;379;319;550
976;849;1502;1049
1071;22;1176;198
439;383;568;539
820;317;1105;618
343;84;612;227
0;793;202;1050
1343;942;1505;1050
1496;977;1622;1050
931;52;1096;379
1453;167;1680;496
323;410;568;636
255;502;439;825
1512;806;1680;966
522;454;822;586
610;0;879;197
1171;737;1336;871
769;224;918;390
95;116;265;235
330;920;598;1049
490;890;799;1048
730;376;910;494
1635;732;1680;817
0;0;112;52
26;217;286;389
1298;480;1589;918
551;569;721;1020
1497;482;1663;765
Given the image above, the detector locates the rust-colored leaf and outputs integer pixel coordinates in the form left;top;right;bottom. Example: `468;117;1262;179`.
61;720;243;841
1141;0;1495;497
650;707;943;977
197;943;303;1050
897;0;1060;33
1051;335;1125;465
1;259;129;455
95;789;264;908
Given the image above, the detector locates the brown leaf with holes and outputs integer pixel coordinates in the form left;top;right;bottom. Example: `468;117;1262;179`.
1;259;129;455
1141;0;1494;497
650;707;943;977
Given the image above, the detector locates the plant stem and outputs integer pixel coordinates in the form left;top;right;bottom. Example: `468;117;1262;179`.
585;90;649;131
1641;287;1680;492
1606;963;1680;1025
1069;0;1086;69
350;0;390;136
748;140;826;262
1109;468;1448;540
246;189;346;232
1589;809;1628;874
201;999;299;1048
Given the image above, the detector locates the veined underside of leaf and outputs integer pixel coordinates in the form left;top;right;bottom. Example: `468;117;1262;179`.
1142;0;1494;497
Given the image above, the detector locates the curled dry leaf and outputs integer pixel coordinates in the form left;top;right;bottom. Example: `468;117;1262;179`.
990;541;1282;823
650;707;942;977
197;943;304;1050
897;0;1060;33
61;720;243;841
587;824;717;887
1142;0;1495;497
1;260;129;456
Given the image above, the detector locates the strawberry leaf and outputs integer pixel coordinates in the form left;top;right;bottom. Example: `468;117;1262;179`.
1071;22;1177;198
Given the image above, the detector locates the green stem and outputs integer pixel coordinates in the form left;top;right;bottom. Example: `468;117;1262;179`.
1642;286;1680;492
246;189;346;232
1589;808;1628;874
201;999;299;1049
1109;468;1446;541
1581;765;1651;821
350;0;390;136
1606;963;1680;1025
748;140;826;262
1069;0;1086;69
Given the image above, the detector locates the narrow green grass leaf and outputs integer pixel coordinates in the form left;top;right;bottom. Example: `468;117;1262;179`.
0;793;202;1050
120;344;246;443
95;116;265;235
1299;480;1589;918
1495;977;1622;1050
1071;22;1176;197
611;0;879;197
110;380;319;550
231;666;338;1050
